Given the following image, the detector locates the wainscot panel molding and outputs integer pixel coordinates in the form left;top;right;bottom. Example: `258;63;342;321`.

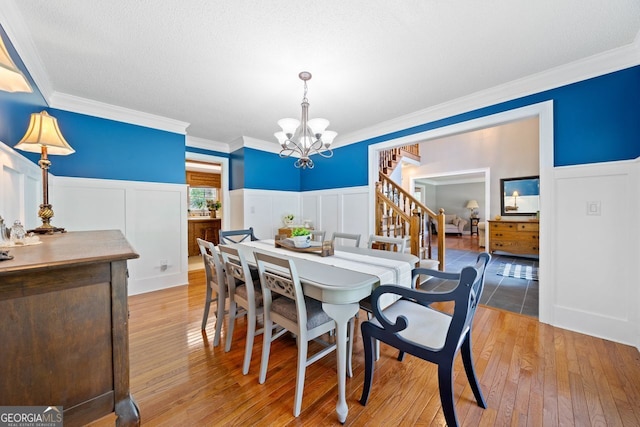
553;158;639;349
0;141;41;229
231;188;300;240
232;186;370;246
52;176;188;295
301;186;370;243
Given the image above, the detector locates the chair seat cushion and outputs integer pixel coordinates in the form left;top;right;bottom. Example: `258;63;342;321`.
235;280;264;306
272;296;333;330
370;300;453;350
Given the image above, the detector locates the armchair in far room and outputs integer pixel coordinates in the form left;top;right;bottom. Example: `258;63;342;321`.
478;221;486;247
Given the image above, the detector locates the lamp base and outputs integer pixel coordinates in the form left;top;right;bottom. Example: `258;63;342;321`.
28;225;66;235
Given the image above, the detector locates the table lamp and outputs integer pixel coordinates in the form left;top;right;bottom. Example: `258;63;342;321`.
14;111;75;234
466;200;479;218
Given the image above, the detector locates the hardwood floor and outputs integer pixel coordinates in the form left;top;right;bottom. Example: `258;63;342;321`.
90;269;640;426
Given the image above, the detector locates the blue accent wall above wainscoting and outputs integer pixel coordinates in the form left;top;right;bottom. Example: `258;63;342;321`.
298;65;640;191
300;142;369;191
240;147;301;192
23;109;187;184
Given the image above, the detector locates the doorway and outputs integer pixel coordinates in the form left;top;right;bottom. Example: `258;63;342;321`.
367;101;553;322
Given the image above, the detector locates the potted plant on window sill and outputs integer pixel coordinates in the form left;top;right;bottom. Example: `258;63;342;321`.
290;227;311;248
206;200;222;218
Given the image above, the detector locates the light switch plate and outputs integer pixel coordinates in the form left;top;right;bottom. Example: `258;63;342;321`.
586;201;601;216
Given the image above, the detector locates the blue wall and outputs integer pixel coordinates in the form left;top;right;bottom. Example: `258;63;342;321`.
43;109;186;184
240;147;301;192
300;66;640;191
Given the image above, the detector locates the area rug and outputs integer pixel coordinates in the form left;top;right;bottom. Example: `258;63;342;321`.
497;263;538;281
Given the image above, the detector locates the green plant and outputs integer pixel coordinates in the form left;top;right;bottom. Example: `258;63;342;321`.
206;200;222;211
284;214;294;221
291;227;311;237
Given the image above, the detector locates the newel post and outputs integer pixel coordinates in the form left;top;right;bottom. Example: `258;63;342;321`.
410;209;421;259
437;208;446;271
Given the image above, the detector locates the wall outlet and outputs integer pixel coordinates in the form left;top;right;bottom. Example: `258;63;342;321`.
160;260;168;271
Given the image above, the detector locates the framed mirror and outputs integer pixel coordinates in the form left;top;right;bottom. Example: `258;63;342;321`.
500;176;540;216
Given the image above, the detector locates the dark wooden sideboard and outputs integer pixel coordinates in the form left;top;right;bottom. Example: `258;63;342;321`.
0;230;140;426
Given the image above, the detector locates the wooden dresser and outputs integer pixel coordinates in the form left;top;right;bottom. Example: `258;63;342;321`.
488;219;539;256
0;230;140;426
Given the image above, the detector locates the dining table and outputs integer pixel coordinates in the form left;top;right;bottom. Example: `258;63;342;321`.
230;238;418;423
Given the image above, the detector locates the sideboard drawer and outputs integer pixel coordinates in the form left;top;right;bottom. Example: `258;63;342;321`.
488;220;539;256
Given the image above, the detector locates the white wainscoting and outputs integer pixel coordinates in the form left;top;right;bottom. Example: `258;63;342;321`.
0;141;41;230
52;176;188;295
551;158;639;349
232;186;370;245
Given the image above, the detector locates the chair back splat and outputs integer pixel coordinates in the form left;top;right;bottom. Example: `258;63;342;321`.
360;252;491;427
331;232;361;247
219;227;258;244
367;234;406;252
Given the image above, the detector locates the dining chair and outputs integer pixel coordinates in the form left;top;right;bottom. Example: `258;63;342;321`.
331;232;361;247
254;251;354;417
367;234;406;252
196;238;227;346
360;253;491;427
218;244;265;375
309;230;326;242
219;227;258;244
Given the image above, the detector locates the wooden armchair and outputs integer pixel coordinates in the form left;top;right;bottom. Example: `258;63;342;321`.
360;253;491;427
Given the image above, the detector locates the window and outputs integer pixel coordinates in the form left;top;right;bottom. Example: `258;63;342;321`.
188;187;218;212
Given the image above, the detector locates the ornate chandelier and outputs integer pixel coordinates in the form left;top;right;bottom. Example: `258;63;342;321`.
275;71;336;169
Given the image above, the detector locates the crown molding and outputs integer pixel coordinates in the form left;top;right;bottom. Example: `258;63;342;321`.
241;136;281;154
49;92;190;134
334;37;640;148
186;135;229;153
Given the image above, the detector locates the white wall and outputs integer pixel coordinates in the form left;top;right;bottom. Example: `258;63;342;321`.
552;159;639;346
53;176;188;295
1;141;189;295
405;116;540;221
233;186;370;247
0;141;41;231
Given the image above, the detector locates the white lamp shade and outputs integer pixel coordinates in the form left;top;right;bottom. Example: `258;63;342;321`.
321;130;337;147
274;131;288;147
307;118;330;136
277;118;300;136
466;200;479;209
0;34;32;93
14;111;75;155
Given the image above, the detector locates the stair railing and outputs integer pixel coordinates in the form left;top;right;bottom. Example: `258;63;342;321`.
376;172;445;270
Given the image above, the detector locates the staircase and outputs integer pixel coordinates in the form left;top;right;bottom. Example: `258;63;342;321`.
375;147;446;271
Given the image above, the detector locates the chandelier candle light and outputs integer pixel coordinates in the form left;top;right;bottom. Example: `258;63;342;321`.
14;111;75;234
275;71;336;169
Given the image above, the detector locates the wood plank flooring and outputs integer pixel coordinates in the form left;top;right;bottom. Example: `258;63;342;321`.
91;267;640;426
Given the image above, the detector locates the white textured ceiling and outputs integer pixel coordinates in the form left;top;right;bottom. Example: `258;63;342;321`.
7;0;640;146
